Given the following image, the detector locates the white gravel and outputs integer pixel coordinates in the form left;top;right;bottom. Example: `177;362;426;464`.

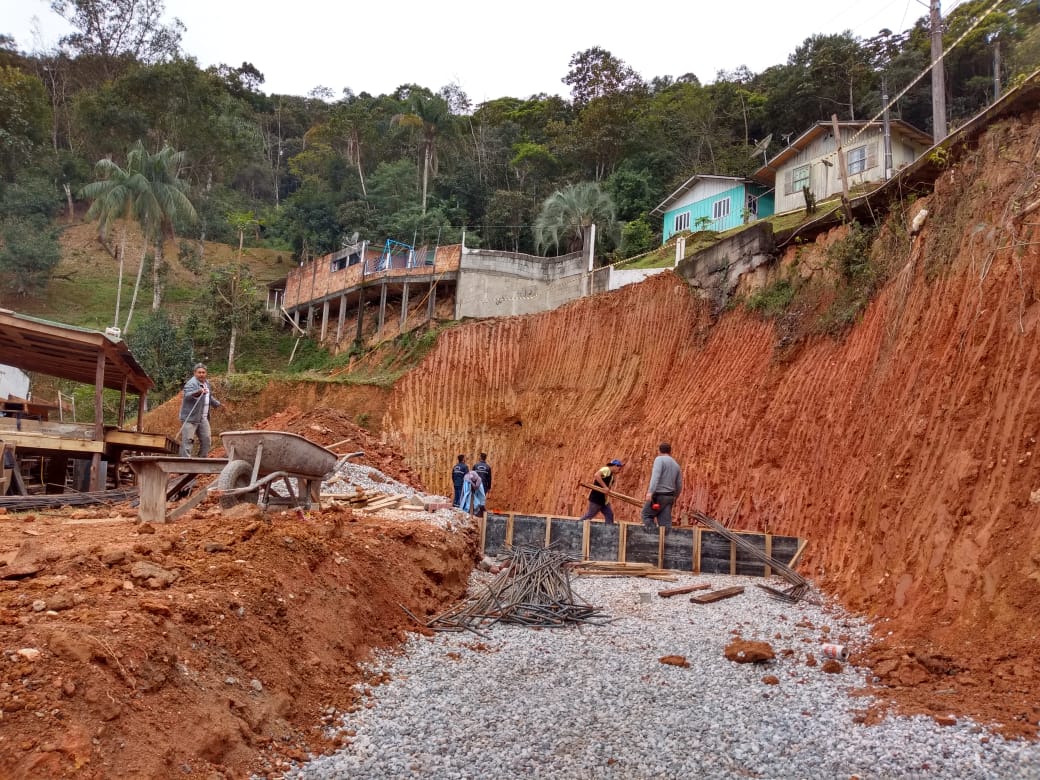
277;571;1040;780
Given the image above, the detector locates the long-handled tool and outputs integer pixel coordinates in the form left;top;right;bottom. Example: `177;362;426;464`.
577;481;643;508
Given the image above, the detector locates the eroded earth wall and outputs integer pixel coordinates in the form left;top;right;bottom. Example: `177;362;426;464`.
385;112;1040;655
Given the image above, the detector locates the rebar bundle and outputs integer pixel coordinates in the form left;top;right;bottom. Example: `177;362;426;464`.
0;488;138;512
403;543;613;635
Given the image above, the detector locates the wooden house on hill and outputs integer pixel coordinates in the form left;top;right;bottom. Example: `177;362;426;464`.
651;175;775;245
751;119;932;215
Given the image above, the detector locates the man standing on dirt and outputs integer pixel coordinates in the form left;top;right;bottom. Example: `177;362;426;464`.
451;454;469;507
179;363;222;458
578;459;624;524
641;442;682;529
474;452;492;498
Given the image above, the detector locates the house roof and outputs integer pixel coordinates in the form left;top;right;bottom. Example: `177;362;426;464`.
751;119;933;185
0;309;154;394
650;175;756;217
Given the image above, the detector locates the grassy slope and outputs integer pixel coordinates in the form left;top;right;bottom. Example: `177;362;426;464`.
11;219;293;331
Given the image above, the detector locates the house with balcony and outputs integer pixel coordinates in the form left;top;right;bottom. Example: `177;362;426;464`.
751;119;933;215
651;175;774;245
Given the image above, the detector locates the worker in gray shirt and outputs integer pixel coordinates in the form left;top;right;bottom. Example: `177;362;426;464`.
641;442;682;529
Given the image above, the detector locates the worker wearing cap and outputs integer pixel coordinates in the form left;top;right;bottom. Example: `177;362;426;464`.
578;459;624;524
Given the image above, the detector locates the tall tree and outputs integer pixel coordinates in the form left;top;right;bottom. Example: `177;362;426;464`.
563;47;644;108
50;0;184;76
81;140;195;329
534;181;616;256
219;210;261;373
391;90;454;215
80;154;137;328
134;141;196;312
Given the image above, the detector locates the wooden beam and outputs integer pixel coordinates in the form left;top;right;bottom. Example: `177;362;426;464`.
691;586;745;604
657;583;711;598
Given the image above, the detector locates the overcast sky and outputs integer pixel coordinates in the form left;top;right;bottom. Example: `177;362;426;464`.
4;0;931;103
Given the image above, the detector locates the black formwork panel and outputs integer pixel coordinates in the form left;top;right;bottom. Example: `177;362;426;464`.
511;514;547;548
483;513;508;556
698;531;803;575
661;527;695;572
588;522;620;561
624;524;661;567
769;535;800;565
548;518;584;558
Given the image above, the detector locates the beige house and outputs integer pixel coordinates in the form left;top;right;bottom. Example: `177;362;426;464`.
752;120;933;215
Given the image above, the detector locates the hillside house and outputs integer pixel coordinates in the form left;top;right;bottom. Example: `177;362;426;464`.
651;175;774;244
752;119;932;215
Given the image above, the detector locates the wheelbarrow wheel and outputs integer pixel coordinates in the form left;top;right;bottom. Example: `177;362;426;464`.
216;459;258;509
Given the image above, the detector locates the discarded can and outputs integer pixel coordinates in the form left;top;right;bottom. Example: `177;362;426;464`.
821;643;849;661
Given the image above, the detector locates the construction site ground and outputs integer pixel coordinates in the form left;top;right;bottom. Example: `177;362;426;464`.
2;108;1040;778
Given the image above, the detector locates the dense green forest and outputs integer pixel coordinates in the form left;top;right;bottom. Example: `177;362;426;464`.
0;0;1037;372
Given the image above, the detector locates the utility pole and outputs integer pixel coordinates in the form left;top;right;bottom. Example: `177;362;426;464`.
992;35;1002;101
882;73;894;179
830;114;853;222
930;0;948;140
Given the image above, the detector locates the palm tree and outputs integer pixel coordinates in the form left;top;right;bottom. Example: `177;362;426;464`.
534;181;617;256
80;157;136;330
391;92;453;215
81;141;197;332
133;142;197;313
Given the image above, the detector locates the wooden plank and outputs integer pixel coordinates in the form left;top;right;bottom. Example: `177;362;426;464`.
693;527;701;573
127;457;229;476
577;481;643;508
0;431;104;454
764;534;772;578
787;538;809;569
168;485;213;521
730;538;736;575
691;586;745;604
657;583;711;598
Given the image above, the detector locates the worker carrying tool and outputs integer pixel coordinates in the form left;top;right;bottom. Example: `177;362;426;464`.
577;459;624;524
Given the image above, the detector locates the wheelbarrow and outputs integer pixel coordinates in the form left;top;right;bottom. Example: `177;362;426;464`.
213;430;338;510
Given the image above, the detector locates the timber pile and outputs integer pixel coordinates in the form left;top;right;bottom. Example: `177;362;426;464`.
324;487;424;512
568;561;679;582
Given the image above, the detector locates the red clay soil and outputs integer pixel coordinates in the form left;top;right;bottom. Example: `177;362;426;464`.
384;111;1040;739
0;408;473;779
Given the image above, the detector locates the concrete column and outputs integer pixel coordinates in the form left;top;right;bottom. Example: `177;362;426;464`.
320;299;330;342
335;293;346;343
377;282;387;332
427;280;436;323
400;282;410;328
355;291;365;342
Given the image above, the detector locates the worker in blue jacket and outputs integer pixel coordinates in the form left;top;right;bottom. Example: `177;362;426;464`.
451;454;469;507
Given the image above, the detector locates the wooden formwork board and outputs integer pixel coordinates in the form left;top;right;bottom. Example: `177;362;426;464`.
483;512;803;577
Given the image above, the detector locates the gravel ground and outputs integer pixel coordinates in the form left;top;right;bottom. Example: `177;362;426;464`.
279;571;1040;780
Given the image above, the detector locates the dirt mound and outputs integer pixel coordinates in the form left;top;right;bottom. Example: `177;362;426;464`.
239;405;424;490
0;458;470;779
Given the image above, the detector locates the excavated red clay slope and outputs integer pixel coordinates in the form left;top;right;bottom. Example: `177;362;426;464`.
385;113;1040;735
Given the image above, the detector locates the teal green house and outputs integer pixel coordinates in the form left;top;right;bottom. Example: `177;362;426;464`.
650;175;774;244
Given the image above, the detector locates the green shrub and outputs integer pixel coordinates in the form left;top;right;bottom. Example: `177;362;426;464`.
746;278;796;317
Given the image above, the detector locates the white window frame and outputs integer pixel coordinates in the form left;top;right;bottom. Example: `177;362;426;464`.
847;145;867;175
792;164;810;194
674;212;690;232
712;197;730;221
